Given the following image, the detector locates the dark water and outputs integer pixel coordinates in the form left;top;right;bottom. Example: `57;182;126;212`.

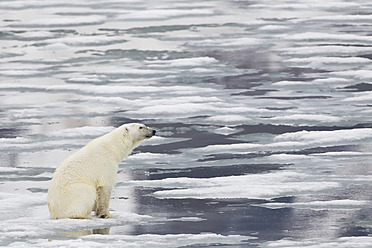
1;0;372;247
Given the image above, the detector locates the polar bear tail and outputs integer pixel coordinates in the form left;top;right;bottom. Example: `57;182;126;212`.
48;183;96;219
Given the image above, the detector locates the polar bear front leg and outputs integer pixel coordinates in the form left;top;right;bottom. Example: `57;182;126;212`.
95;186;114;218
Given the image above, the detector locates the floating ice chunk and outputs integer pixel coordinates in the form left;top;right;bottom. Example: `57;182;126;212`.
206;115;251;123
273;81;310;86
120;8;215;20
0;69;42;76
276;45;372;56
125;152;168;161
264;236;372;248
274;128;372;145
280;32;372;43
312;151;364;156
42;42;71;51
0;167;26;172
259;199;369;210
267;154;309;160
311;78;350;85
0;83;217;95
310;14;372;22
166;216;206;222
187;37;262;48
285;57;370;64
68;76;103;83
284;57;370;70
195;143;261;153
250;1;358;10
15;31;56;39
258;25;290;31
214;126;241;135
12;15;106;27
270;114;341;123
330;70;372;80
38;36;125;46
130;171;339;199
139;136;189;146
342;92;372;102
45;233;252;248
0;137;29;144
147;57;219;67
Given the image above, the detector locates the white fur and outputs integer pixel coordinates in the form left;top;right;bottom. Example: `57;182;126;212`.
47;123;155;219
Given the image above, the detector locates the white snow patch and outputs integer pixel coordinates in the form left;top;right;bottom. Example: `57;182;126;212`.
16;31;56;39
147;57;219;67
206;115;251;123
259;200;369;210
280;32;372;43
264;236;372;248
13;15;106;27
40;35;125;46
342;92;372;102
0;83;217;95
187;37;262;47
270;114;341;123
36;233;251;247
277;45;372;56
258;25;290;31
125;152;168;161
214;126;241;135
129;171;339;199
284;56;370;70
194;143;262;153
274;128;372;145
120;8;215;20
330;70;372;80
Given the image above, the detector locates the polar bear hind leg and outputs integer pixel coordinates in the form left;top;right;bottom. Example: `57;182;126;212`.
49;183;96;219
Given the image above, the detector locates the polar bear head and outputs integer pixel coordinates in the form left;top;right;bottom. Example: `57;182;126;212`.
121;123;156;146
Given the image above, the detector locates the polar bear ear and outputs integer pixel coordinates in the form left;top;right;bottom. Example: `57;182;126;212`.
125;127;129;133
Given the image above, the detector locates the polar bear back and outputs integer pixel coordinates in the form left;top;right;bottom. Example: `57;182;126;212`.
52;129;127;188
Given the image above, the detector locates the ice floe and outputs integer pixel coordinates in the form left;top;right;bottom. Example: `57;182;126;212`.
129;171;339;200
12;15;107;27
258;199;369;210
274;129;372;145
264;237;372;248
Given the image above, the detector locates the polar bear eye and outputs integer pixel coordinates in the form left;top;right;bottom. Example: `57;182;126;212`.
139;126;143;129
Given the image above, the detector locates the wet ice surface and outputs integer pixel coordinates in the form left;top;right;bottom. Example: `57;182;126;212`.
1;0;372;247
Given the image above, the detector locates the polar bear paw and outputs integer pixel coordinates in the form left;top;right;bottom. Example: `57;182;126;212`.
97;212;114;219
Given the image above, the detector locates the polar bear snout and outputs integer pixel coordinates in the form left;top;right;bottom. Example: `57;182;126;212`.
146;128;156;138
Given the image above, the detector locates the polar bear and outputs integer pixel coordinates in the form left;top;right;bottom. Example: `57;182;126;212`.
47;123;156;219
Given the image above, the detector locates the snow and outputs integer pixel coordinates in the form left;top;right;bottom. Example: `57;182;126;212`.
279;32;372;44
146;57;219;67
187;37;263;48
259;199;369;210
283;57;371;69
120;8;216;20
12;15;107;27
270;114;342;123
264;237;372;248
274;129;372;145
129;171;340;199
